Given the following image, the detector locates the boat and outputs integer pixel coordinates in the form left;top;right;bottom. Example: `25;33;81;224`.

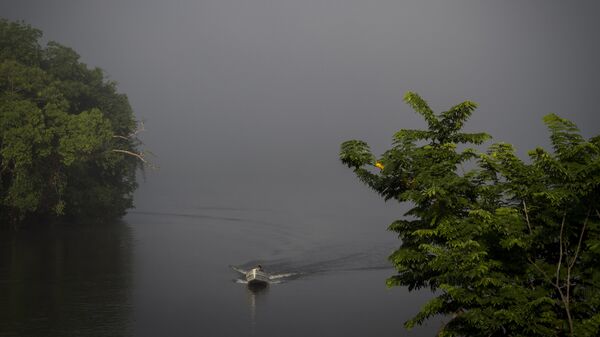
245;267;270;286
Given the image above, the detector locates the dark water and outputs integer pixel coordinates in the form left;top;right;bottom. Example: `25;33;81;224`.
0;209;439;337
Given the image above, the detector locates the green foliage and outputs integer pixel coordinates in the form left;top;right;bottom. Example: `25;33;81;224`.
0;19;142;227
0;20;41;66
340;92;600;336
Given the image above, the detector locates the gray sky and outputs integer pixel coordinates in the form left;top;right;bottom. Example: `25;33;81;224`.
2;0;599;216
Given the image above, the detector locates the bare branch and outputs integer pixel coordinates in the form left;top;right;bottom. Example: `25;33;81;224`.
557;289;574;336
112;121;146;140
129;120;145;137
554;210;575;336
556;212;566;287
529;248;574;336
523;200;532;235
111;149;147;163
569;209;589;269
127;121;146;138
528;258;553;284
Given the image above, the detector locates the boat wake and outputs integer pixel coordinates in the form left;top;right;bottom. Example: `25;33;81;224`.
230;265;300;284
268;272;297;280
230;247;393;286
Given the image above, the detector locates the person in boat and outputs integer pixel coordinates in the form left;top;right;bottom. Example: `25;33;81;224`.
256;264;263;271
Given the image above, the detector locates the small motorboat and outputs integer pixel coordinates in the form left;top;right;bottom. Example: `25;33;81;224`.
245;267;270;286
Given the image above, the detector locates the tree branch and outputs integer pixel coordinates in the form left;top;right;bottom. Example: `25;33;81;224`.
569;209;589;269
555;211;574;336
111;149;147;163
556;212;566;287
113;120;145;140
523;200;532;235
129;120;145;137
528;258;552;283
111;121;151;166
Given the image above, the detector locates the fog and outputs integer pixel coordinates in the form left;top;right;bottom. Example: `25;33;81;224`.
3;1;600;336
3;0;599;219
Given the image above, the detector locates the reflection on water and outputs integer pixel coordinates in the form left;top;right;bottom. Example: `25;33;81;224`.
0;211;439;337
247;283;269;335
0;222;133;337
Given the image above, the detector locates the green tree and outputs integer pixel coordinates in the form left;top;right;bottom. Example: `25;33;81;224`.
0;19;145;228
340;92;599;336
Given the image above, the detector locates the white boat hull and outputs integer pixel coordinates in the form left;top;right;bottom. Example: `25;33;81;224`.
246;269;269;286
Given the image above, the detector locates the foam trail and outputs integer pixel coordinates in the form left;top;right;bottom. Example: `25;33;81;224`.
232;266;297;284
269;272;298;280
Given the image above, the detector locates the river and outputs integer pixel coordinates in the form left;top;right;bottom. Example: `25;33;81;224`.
0;208;440;337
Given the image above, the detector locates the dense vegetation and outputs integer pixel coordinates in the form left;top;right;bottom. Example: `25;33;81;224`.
340;92;599;336
0;20;143;228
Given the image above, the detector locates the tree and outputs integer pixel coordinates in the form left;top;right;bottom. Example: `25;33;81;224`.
340;92;600;336
0;19;146;228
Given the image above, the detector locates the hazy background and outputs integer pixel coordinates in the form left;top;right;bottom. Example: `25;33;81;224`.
2;0;599;217
2;1;600;336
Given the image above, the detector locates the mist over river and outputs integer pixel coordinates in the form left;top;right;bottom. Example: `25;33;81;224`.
1;208;439;337
2;0;600;336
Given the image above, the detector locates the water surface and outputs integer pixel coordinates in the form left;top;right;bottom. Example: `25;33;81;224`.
1;209;439;337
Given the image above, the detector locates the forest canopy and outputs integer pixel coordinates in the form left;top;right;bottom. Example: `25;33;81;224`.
340;92;600;337
0;19;143;228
